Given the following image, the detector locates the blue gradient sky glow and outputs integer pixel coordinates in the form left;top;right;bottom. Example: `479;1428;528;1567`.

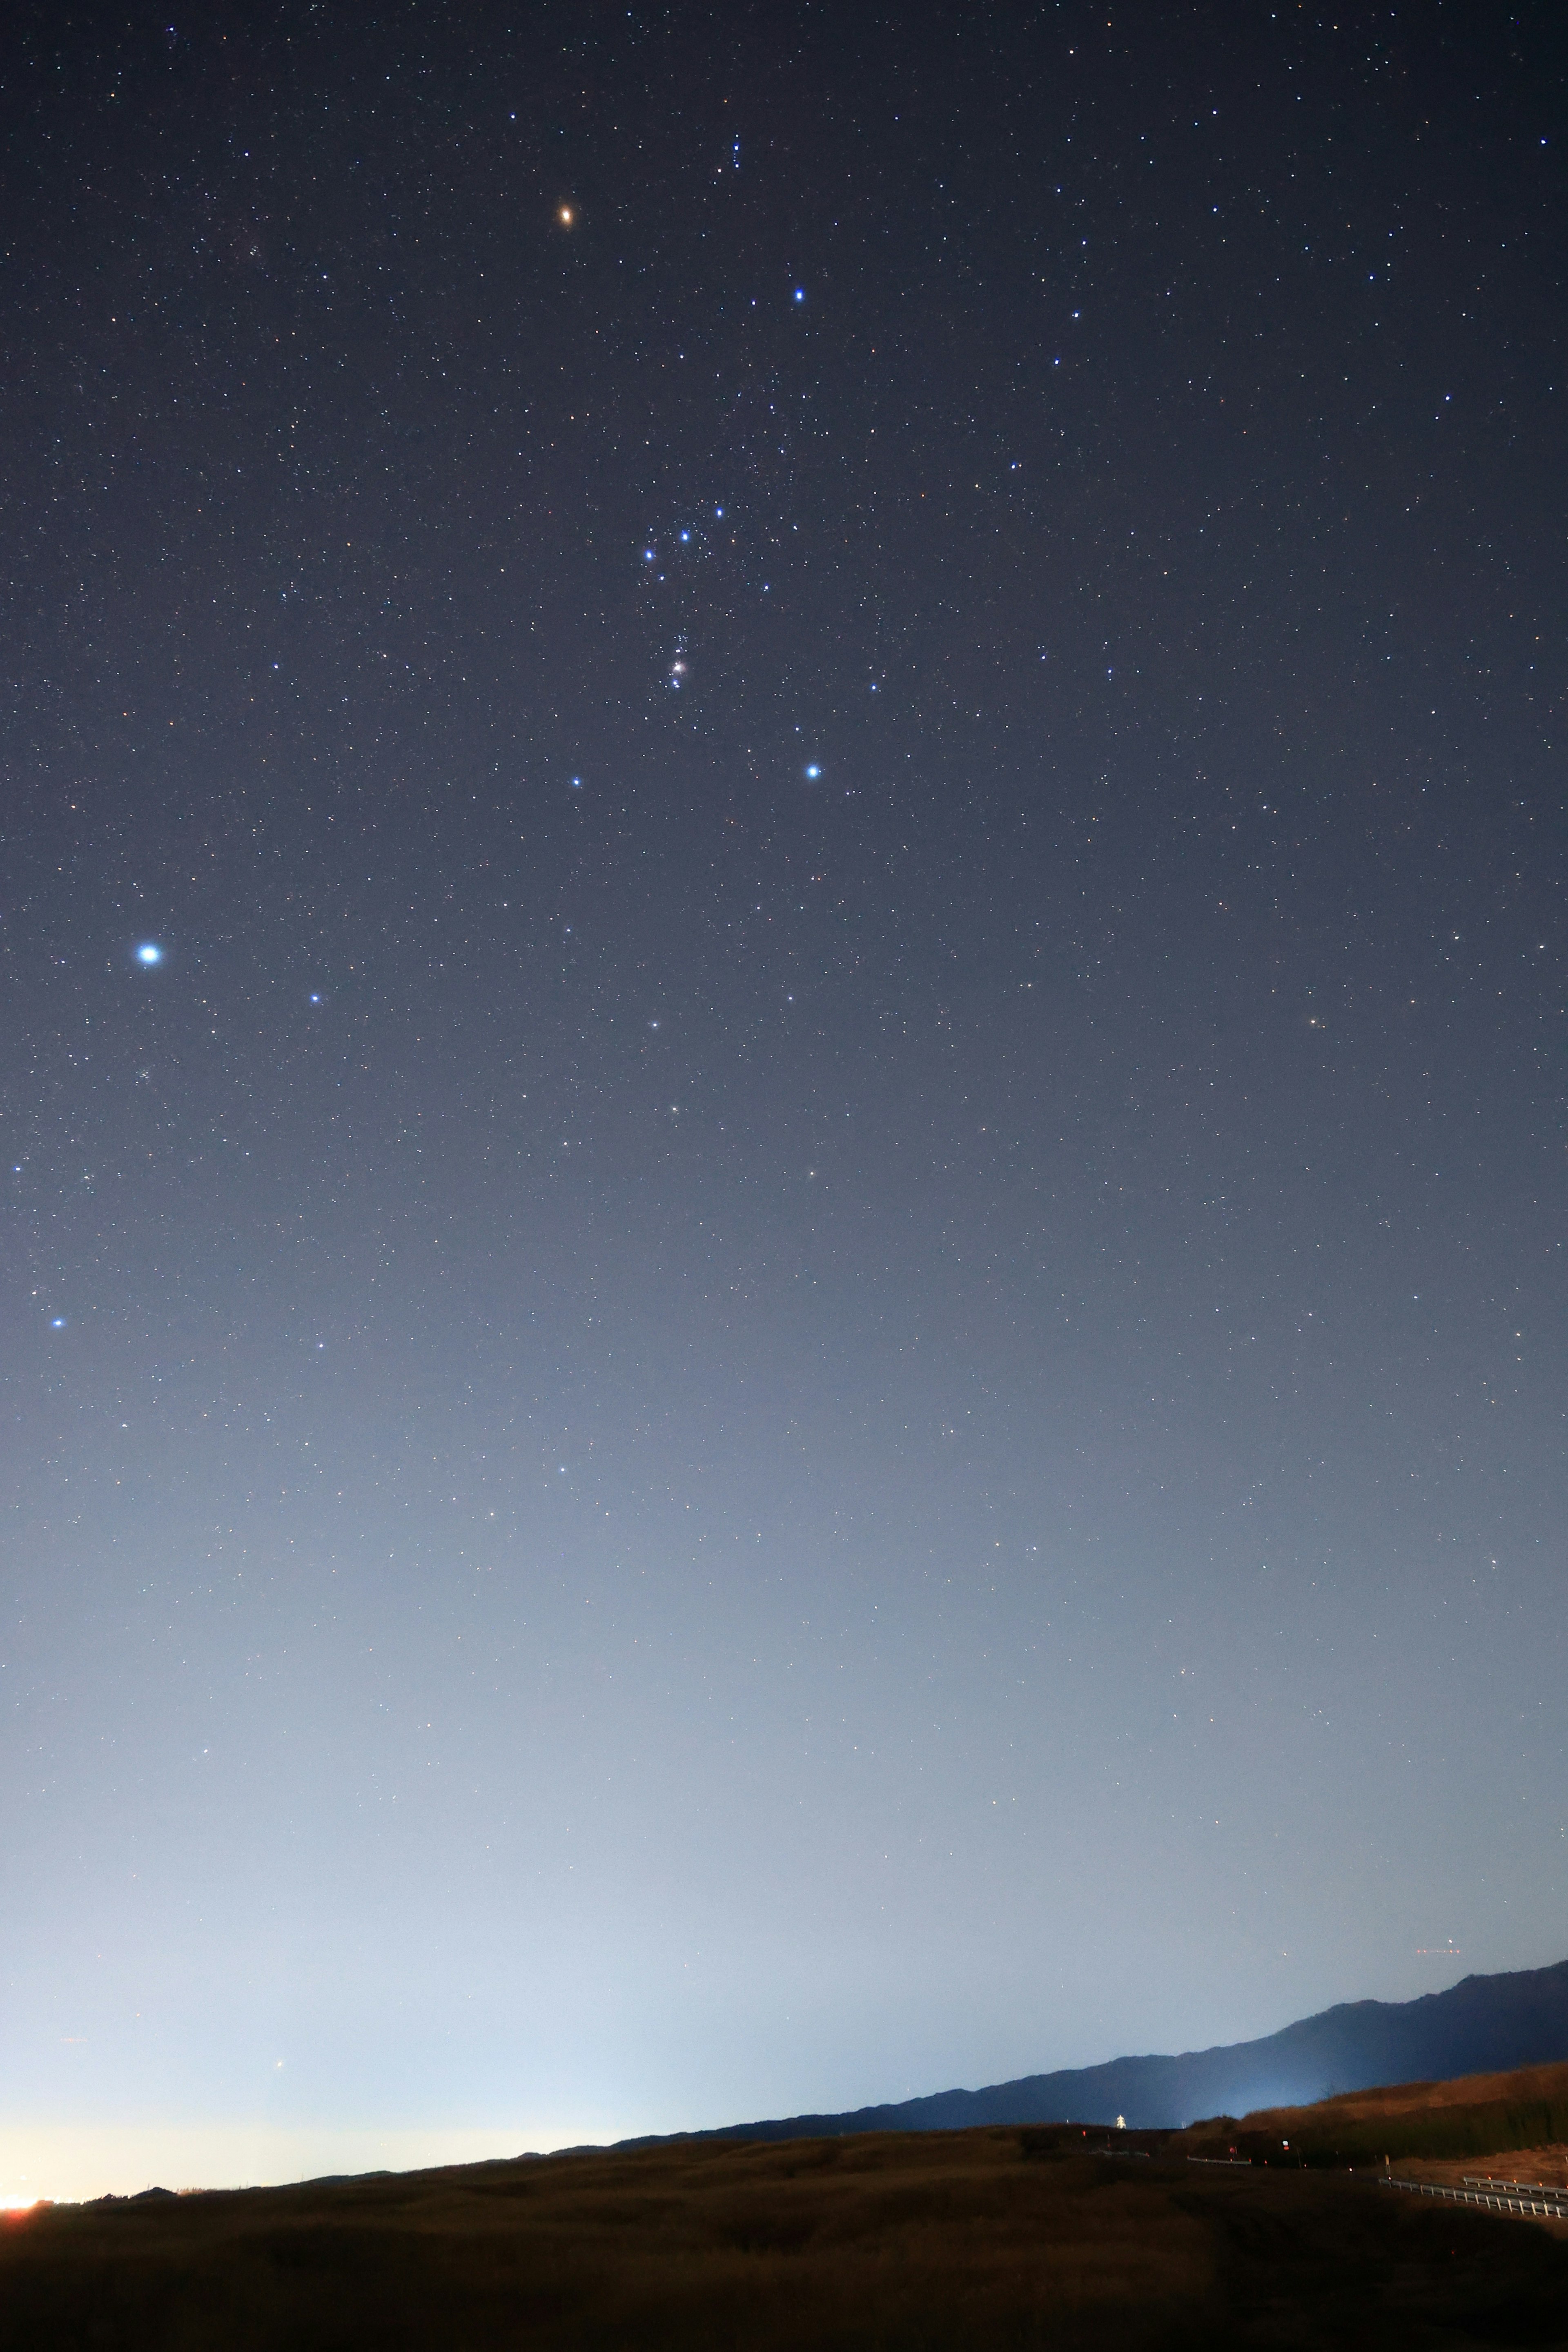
2;2;1565;2203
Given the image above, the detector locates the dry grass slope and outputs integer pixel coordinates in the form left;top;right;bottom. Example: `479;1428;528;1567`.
1178;2059;1568;2170
5;2123;1568;2351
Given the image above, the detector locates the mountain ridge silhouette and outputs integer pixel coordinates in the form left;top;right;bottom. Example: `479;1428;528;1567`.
615;1956;1568;2146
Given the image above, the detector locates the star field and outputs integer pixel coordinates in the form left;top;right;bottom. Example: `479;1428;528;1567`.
1;1;1564;2200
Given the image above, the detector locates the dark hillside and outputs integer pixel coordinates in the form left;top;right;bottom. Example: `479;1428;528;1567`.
621;1957;1568;2143
1177;2058;1568;2169
4;2127;1568;2351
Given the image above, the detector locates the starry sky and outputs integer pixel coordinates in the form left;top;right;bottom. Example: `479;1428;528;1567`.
3;1;1565;2201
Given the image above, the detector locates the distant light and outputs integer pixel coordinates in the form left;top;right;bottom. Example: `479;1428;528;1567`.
310;993;322;1004
51;1317;66;1329
135;942;163;965
804;763;821;780
570;775;582;788
559;205;574;225
715;505;724;517
679;530;690;541
794;287;805;302
644;548;655;561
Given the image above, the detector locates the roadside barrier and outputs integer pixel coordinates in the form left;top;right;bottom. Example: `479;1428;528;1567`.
1381;2175;1568;2223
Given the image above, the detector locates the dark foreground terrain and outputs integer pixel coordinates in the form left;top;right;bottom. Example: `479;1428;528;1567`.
4;2124;1568;2352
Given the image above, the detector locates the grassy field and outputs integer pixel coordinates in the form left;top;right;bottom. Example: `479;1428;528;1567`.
4;2123;1568;2351
1176;2059;1568;2171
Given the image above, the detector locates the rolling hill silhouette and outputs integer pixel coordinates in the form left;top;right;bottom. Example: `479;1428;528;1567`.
620;1957;1568;2145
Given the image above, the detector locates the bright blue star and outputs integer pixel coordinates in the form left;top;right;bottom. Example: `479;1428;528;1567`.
135;942;163;965
50;1316;66;1329
804;763;822;780
794;287;805;303
644;548;655;562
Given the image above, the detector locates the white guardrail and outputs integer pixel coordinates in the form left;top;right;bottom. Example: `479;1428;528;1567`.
1382;2175;1568;2222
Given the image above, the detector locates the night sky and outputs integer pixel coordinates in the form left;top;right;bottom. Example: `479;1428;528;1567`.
3;2;1564;2202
